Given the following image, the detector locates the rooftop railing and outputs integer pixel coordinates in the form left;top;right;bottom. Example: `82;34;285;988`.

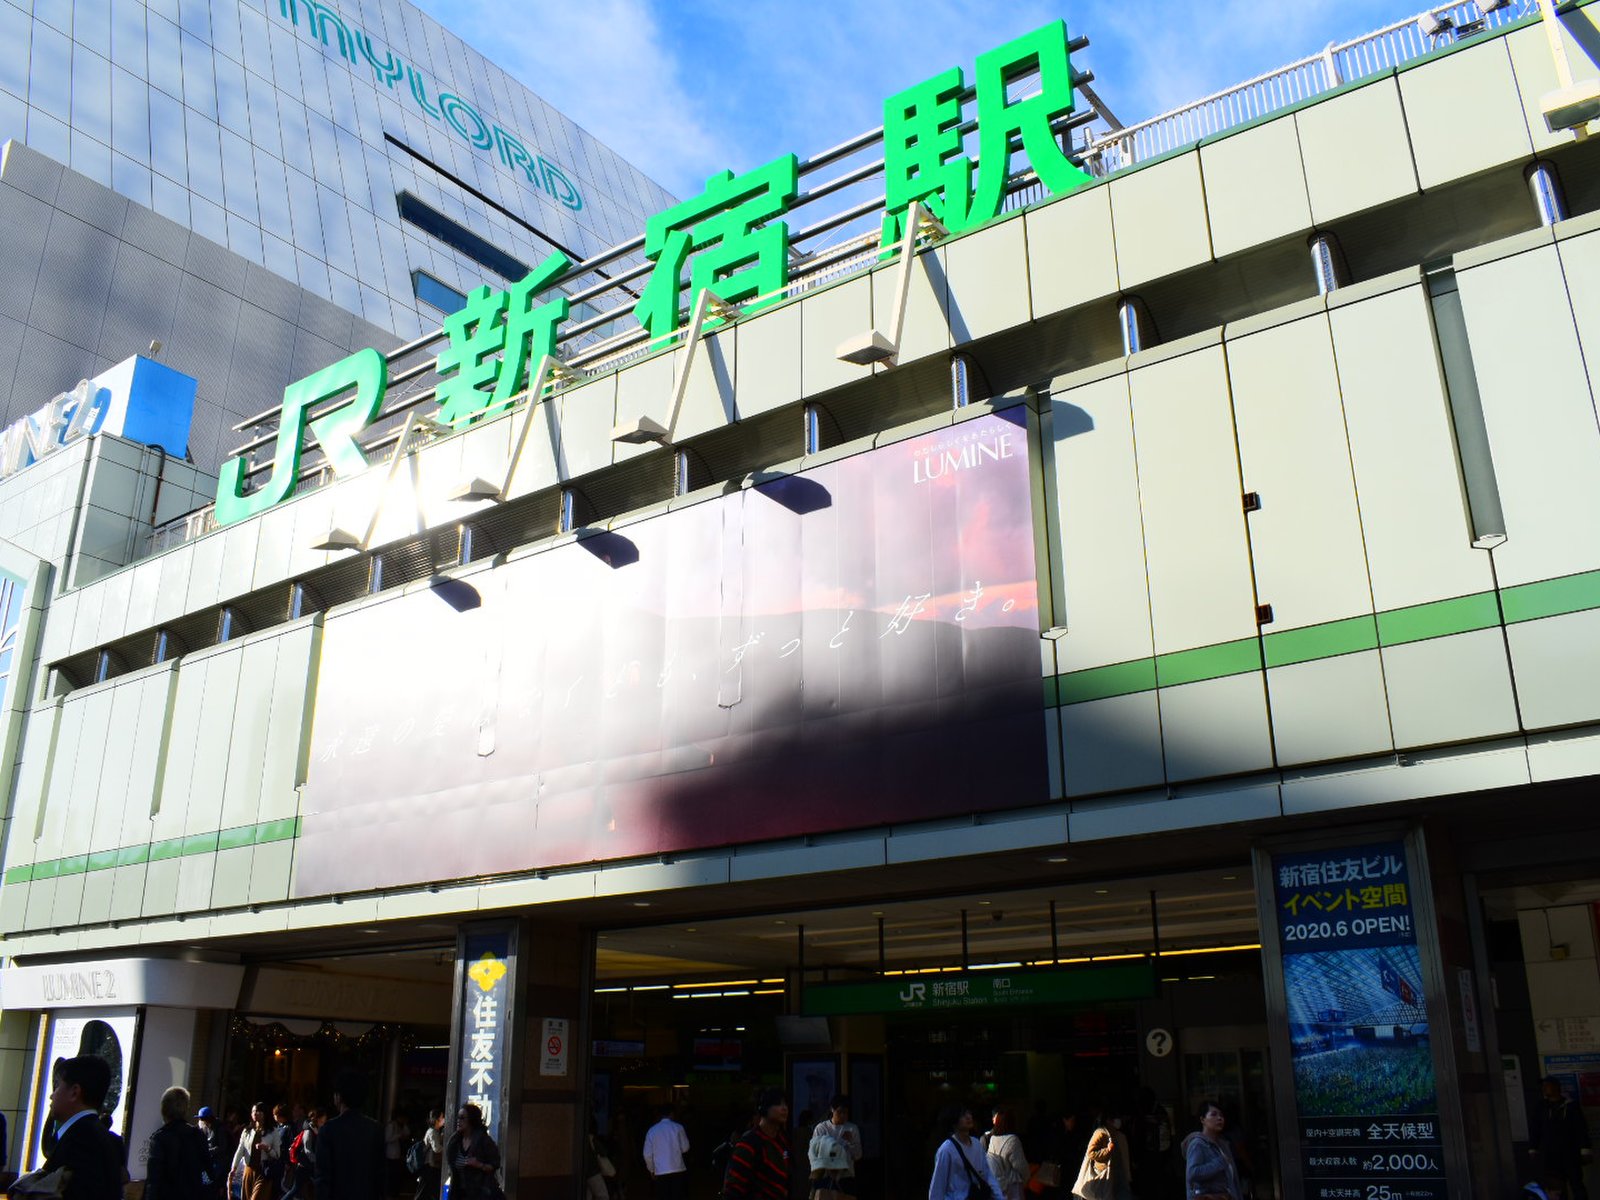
146;0;1535;559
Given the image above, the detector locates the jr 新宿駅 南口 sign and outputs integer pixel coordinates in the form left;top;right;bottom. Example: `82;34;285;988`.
213;19;1092;525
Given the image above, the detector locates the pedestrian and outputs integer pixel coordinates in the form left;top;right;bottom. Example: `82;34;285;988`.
146;1087;215;1200
1531;1077;1592;1200
642;1105;690;1200
583;1121;617;1200
414;1109;446;1200
284;1108;324;1200
723;1091;790;1200
808;1095;862;1200
441;1104;500;1200
383;1111;410;1199
1181;1101;1242;1200
314;1072;385;1200
8;1055;123;1200
199;1108;228;1200
1070;1109;1121;1200
231;1104;276;1200
928;1104;1004;1200
984;1109;1029;1200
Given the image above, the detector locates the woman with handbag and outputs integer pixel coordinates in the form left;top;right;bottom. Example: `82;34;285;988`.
1070;1112;1128;1200
1182;1102;1242;1200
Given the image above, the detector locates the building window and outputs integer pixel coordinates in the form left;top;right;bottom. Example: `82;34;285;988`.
397;191;531;284
413;270;467;316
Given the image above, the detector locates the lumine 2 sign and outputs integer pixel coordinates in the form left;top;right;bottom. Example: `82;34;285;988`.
214;21;1090;526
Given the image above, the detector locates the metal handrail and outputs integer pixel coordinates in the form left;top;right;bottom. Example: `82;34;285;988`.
154;0;1538;553
1081;0;1532;173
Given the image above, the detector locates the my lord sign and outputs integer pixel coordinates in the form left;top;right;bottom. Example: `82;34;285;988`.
214;20;1091;525
803;963;1155;1016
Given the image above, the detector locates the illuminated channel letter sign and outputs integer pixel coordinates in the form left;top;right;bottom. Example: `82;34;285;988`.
214;20;1090;524
276;0;584;210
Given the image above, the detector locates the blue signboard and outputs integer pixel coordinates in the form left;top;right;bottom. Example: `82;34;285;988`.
1273;841;1447;1200
453;926;515;1181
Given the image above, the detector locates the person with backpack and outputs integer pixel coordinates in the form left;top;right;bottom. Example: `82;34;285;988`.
407;1110;445;1200
283;1109;324;1200
146;1087;215;1200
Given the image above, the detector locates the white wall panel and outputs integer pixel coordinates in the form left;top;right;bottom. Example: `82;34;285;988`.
1129;344;1257;653
1458;245;1600;587
1330;284;1494;610
1049;372;1155;671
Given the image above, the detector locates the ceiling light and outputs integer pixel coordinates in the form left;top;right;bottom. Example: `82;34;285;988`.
978;900;992;906
1046;856;1070;864
632;901;651;908
1094;888;1109;895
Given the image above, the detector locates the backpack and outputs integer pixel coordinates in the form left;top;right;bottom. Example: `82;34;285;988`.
288;1129;312;1168
405;1138;429;1176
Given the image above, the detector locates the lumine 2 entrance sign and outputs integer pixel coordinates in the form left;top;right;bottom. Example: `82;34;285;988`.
214;20;1091;526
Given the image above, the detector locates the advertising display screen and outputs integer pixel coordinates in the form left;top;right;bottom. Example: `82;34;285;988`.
1272;841;1447;1200
32;1008;140;1164
296;409;1044;894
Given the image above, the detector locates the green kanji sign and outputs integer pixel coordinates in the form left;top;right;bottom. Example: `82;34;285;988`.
212;21;1088;525
803;963;1155;1016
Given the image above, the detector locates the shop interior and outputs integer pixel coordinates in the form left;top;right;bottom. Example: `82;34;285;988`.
590;866;1274;1200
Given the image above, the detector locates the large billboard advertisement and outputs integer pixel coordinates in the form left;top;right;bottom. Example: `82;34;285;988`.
1272;841;1447;1200
295;408;1044;894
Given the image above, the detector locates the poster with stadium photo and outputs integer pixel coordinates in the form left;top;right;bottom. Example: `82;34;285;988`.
1273;841;1448;1200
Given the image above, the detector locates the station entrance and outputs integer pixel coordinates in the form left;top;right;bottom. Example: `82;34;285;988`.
588;867;1277;1200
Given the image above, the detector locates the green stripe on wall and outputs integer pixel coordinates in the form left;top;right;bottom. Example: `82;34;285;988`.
2;817;303;890
1376;592;1500;646
1155;638;1261;687
1263;615;1378;668
1056;658;1158;704
1501;570;1600;624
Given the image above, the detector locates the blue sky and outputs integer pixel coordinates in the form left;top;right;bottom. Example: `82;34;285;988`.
411;0;1444;202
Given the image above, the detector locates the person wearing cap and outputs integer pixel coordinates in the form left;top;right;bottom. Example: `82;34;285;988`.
197;1108;226;1200
723;1091;790;1200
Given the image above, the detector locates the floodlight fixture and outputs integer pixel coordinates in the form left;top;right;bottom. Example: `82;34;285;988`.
1535;0;1600;136
1417;12;1453;38
611;414;671;445
835;200;949;368
310;527;362;551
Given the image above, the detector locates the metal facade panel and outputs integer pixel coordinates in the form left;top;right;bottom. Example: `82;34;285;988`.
1200;114;1313;259
870;244;950;366
1505;609;1600;730
733;296;802;420
1109;150;1212;289
1458;244;1600;588
1380;629;1519;748
1329;285;1494;610
1158;672;1274;782
1026;184;1119;318
1048;373;1154;671
946;216;1031;344
1228;314;1374;629
1059;691;1165;796
1266;651;1393;766
1128;344;1257;653
1295;77;1419;224
1398;39;1533;190
799;274;873;398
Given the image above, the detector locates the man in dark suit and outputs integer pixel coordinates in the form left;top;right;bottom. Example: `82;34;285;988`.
313;1071;384;1200
11;1056;123;1200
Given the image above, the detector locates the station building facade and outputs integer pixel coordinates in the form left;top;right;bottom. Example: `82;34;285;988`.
0;0;674;472
2;5;1600;1200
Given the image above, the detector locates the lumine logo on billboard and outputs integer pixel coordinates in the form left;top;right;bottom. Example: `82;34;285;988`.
0;380;111;483
276;0;585;211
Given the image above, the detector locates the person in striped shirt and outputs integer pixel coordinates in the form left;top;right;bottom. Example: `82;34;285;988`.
723;1091;791;1200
